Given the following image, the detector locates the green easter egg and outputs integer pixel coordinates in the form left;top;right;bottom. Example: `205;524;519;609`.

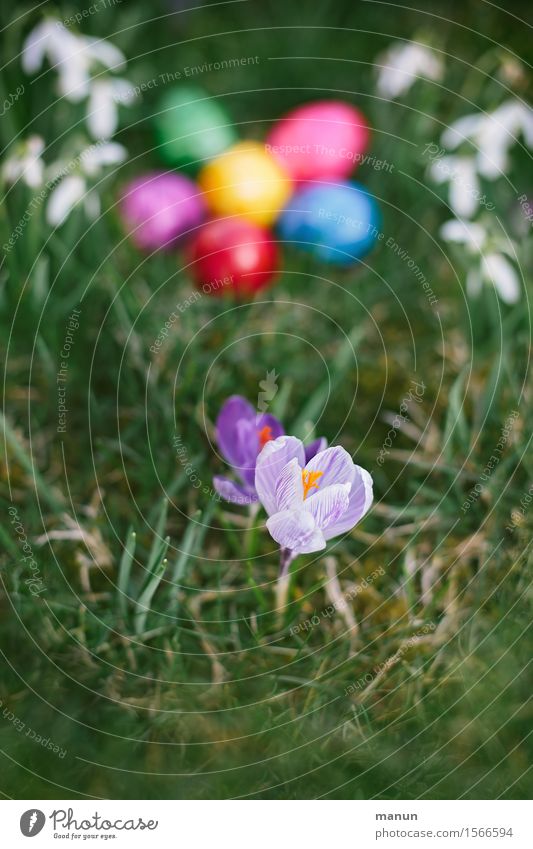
153;86;237;171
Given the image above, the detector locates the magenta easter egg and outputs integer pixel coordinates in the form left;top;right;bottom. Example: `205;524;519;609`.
266;100;370;183
120;172;205;251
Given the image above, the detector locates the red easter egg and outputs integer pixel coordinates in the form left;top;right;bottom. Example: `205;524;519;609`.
188;218;280;297
266;100;370;183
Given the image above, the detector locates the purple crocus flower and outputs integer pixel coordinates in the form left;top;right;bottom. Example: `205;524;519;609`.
255;435;373;571
213;396;326;506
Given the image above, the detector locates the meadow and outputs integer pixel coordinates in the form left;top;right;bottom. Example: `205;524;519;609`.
1;0;532;799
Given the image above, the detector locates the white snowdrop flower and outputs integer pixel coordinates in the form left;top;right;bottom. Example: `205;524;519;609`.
83;36;126;72
22;19;78;74
46;141;126;226
439;219;487;252
23;19;91;101
430;155;480;218
442;100;533;179
47;174;86;226
86;78;136;139
440;219;521;304
376;41;443;99
84;189;101;220
22;19;131;123
2;135;45;188
480;251;520;304
80;141;127;175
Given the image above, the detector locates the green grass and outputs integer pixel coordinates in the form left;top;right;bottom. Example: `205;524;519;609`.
1;0;532;799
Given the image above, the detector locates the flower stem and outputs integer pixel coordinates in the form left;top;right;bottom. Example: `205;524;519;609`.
274;548;294;629
279;547;293;578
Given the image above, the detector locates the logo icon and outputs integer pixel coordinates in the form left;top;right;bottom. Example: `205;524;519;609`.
20;810;46;837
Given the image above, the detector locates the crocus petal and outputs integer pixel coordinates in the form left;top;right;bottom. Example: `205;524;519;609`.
275;458;304;511
254;412;284;441
304;445;354;489
46;175;86;226
213;476;257;505
303;482;351;531
266;509;326;555
234;418;260;485
304;437;327;463
322;466;373;540
215;395;256;467
482;252;521;304
255;436;305;516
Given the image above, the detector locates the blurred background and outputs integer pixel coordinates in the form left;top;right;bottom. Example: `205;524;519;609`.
0;0;532;799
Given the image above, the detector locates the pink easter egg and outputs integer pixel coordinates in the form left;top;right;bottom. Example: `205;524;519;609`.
120;171;205;251
266;100;370;183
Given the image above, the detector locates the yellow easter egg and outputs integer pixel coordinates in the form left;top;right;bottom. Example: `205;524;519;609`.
198;141;292;226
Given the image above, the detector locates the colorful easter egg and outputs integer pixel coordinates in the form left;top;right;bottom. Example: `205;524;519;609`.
153;86;237;170
188;217;280;296
198;141;292;227
266;100;369;183
277;181;381;265
120;172;205;251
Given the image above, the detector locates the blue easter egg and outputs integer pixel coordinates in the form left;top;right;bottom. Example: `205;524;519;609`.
277;181;381;265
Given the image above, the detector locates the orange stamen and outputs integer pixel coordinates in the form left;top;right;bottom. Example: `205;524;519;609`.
302;469;323;499
258;425;273;448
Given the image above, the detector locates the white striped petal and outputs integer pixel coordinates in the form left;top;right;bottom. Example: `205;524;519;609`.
255;436;305;516
266;509;326;555
275;458;304;511
303;482;351;530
